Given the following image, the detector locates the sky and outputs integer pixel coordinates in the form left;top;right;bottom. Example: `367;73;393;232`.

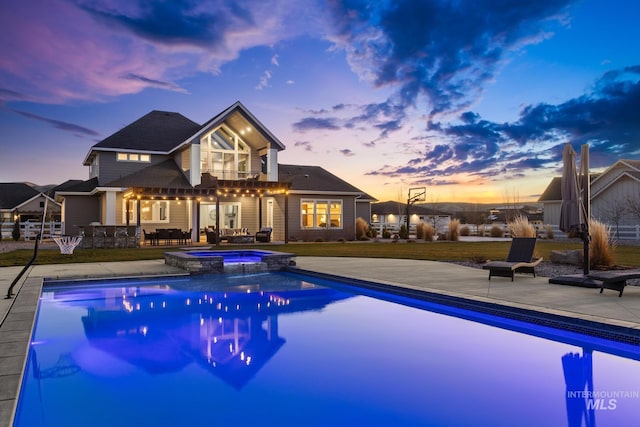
1;0;639;204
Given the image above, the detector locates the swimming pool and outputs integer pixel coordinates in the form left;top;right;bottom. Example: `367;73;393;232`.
13;271;640;426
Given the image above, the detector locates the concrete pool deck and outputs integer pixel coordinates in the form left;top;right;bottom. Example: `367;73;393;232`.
1;257;640;426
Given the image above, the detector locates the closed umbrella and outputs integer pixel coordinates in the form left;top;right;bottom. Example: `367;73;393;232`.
559;143;583;234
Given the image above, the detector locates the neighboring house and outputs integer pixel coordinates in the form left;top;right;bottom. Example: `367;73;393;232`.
539;159;640;239
55;101;375;242
487;205;544;225
371;201;452;233
0;182;61;238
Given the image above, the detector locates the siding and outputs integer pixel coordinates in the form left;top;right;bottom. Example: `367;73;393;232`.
98;152;170;185
62;195;101;235
592;177;640;227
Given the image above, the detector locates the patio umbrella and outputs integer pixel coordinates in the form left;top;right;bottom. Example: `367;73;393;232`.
559;143;583;234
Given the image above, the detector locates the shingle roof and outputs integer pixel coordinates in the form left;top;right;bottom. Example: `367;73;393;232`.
537;177;562;202
92;111;201;152
0;183;40;209
53;178;99;193
279;164;366;194
105;160;192;188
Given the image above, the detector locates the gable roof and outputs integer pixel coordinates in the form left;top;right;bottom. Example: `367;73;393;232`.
372;200;451;216
105;160;192;188
84;111;201;165
180;101;286;152
279;164;367;195
0;183;40;209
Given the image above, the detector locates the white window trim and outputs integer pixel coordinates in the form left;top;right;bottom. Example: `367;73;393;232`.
123;200;170;224
300;199;343;229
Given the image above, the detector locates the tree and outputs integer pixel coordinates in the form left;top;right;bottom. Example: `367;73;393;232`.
596;200;628;240
12;217;21;241
626;195;640;223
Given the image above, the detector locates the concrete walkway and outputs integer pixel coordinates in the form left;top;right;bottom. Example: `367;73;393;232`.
1;257;640;426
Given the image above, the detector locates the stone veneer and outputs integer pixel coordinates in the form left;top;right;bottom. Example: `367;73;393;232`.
164;250;295;274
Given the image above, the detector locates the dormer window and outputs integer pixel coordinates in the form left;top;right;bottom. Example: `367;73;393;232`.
117;152;151;162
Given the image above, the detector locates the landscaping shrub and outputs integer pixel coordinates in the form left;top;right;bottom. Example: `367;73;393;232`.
355;217;368;240
416;222;425;239
399;224;409;239
590;219;615;267
508;215;536;238
423;223;435;241
489;225;504;237
544;225;554;239
447;219;460;241
460;225;471;236
382;227;391;239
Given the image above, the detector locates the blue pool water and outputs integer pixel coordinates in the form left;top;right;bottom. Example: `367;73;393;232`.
14;272;640;426
184;250;271;263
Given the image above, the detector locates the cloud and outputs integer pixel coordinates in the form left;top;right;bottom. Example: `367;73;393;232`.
294;140;314;151
76;0;255;48
368;67;640;180
325;0;572;120
256;70;272;90
292;117;340;131
339;149;355;157
0;0;316;103
124;73;188;93
11;109;100;137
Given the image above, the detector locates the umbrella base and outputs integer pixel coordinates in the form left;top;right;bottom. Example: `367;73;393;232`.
548;274;600;288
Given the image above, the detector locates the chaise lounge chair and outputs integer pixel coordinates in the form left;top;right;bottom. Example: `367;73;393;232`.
588;270;640;297
482;237;543;281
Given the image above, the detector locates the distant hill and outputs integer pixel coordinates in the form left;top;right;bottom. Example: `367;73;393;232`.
414;202;542;215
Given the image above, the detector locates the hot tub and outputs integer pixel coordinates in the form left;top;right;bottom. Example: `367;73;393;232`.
164;249;295;274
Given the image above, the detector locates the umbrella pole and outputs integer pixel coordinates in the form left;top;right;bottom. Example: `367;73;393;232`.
581;144;590;276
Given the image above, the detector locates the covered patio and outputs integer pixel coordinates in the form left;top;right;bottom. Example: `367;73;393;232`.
122;178;292;246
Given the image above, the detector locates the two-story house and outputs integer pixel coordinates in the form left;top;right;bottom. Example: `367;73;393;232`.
55;101;375;244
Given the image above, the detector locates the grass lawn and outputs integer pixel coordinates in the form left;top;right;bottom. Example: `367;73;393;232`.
1;240;639;268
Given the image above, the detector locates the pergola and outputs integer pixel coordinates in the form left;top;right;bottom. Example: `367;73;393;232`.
122;180;292;244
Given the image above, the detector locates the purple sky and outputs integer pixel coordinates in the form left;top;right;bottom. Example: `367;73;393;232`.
1;0;639;203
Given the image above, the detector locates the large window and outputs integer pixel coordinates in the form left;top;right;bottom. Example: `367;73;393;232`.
200;125;251;179
301;200;342;229
123;200;170;224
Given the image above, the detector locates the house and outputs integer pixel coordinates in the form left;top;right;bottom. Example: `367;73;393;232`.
0;183;61;239
55;101;375;244
538;159;640;239
371;201;452;233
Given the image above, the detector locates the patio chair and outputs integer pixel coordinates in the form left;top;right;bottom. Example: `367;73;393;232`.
588;270;640;297
255;227;272;243
482;237;542;281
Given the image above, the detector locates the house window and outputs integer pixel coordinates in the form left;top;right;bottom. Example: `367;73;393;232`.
301;200;342;229
117;152;151;162
200;125;251;179
123;200;170;223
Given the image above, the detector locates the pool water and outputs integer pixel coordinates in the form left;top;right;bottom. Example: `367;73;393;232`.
14;272;640;426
